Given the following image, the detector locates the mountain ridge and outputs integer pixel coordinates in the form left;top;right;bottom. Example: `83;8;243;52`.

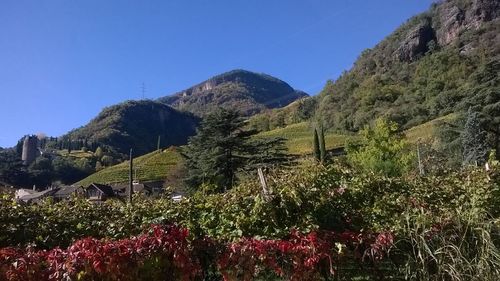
158;69;308;116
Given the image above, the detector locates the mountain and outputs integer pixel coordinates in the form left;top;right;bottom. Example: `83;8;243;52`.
65;100;199;155
316;0;499;132
57;70;307;158
158;69;308;117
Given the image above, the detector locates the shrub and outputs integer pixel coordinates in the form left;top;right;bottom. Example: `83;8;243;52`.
347;118;415;176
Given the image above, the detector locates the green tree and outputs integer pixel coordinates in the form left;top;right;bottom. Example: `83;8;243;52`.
101;155;114;166
247;137;289;169
318;125;326;164
295;98;317;121
67;138;72;154
313;128;320;162
52;156;91;184
436;115;465;168
182;108;287;192
347;118;415;176
0;149;30;187
182;109;254;192
94;147;104;159
28;155;54;187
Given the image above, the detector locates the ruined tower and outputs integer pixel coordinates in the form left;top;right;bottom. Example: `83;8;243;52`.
21;135;38;165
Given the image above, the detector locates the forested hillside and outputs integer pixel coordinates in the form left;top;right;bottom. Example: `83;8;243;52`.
316;0;499;138
65;100;199;155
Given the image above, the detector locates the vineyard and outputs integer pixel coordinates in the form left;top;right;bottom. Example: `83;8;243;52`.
1;162;499;280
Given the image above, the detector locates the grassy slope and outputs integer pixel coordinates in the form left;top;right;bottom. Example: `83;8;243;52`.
255;122;351;155
78;122;346;185
256;114;456;155
404;113;457;143
76;115;454;185
76;147;182;186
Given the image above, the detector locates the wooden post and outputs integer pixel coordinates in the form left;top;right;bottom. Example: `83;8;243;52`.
129;148;133;204
258;168;270;200
417;142;424;176
157;135;161;152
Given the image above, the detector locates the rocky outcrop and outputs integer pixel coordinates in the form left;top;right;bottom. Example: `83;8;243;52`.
396;20;435;62
394;0;499;61
435;0;500;46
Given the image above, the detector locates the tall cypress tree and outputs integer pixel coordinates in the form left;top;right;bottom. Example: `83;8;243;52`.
313;128;320;162
318;125;326;164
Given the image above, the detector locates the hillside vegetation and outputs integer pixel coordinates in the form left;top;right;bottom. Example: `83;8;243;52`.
405;113;458;143
316;0;499;135
65;100;199;156
75;114;450;186
253;113;455;155
76;147;182;186
2;163;499;280
254;122;350;155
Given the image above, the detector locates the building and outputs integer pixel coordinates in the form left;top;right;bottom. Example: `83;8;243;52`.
21;135;39;165
17;184;107;203
53;186;85;201
15;188;37;199
18;188;59;203
111;181;164;198
85;183;116;202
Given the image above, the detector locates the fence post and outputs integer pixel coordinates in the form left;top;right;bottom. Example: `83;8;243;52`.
257;168;270;201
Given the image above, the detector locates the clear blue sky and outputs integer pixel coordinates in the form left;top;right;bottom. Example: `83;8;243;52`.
0;0;434;148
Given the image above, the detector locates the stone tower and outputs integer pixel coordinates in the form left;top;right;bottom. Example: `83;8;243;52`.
21;135;38;165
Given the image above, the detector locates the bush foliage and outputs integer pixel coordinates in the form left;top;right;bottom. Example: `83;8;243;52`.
1;161;499;280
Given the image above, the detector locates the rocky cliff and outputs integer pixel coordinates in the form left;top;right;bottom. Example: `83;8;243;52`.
396;0;499;62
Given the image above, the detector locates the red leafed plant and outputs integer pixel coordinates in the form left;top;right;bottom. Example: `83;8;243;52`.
0;224;201;281
0;225;393;281
217;229;393;281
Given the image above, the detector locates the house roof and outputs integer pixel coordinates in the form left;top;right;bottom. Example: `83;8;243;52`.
88;183;115;197
54;186;82;198
19;188;59;202
16;188;37;195
110;182;153;193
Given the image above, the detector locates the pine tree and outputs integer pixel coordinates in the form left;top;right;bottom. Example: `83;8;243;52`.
313;128;320;162
247;137;289;169
182;109;273;192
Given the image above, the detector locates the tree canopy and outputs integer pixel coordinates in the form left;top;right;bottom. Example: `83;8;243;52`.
182;108;288;192
347;118;415;177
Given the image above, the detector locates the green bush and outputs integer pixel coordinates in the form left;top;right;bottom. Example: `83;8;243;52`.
1;163;499;279
347;118;415;176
